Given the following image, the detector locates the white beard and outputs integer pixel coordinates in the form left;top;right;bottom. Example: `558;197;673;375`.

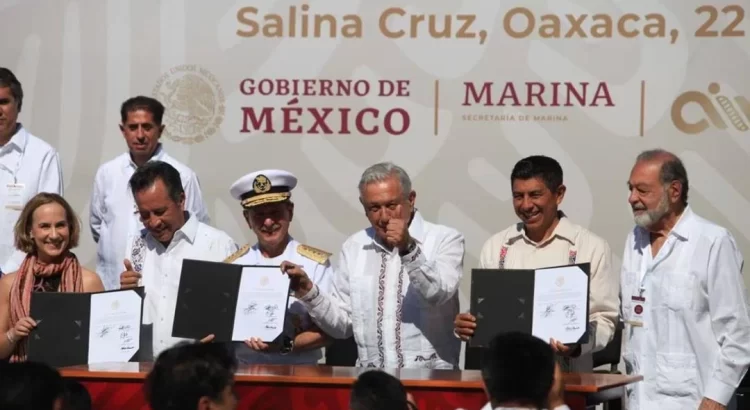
633;193;670;228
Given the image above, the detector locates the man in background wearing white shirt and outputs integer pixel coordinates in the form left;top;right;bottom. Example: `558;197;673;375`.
621;149;750;410
286;162;465;369
0;67;63;274
90;96;209;290
118;161;237;360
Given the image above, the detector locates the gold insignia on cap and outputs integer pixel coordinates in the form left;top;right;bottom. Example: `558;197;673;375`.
253;174;271;194
223;244;250;263
297;244;332;264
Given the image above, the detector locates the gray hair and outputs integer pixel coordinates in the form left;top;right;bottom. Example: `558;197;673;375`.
358;162;412;199
636;149;689;205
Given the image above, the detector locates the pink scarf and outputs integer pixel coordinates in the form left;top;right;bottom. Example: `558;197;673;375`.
8;252;83;362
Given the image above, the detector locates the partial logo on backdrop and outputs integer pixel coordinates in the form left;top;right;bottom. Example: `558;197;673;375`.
153;65;226;144
672;83;750;135
460;81;616;124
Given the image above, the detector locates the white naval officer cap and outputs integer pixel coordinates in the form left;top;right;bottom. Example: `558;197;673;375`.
229;169;298;209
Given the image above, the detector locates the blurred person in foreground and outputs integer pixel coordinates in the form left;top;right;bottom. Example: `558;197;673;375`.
478;332;568;410
145;341;238;410
0;360;66;410
350;370;418;410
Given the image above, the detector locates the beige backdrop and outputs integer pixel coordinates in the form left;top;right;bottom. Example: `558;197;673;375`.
2;0;749;324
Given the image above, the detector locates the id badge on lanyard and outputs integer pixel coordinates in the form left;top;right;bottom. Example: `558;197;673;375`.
4;183;25;210
628;243;657;328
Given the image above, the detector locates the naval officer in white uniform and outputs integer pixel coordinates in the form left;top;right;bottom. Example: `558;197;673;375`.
227;169;334;364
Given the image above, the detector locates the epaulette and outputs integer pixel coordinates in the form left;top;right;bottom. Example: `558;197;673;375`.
297;244;332;265
223;244;250;263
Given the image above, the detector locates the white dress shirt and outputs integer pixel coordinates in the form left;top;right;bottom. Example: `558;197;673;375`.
621;206;750;409
126;213;237;359
477;213;620;371
90;144;210;290
0;125;63;273
231;238;333;364
300;210;465;369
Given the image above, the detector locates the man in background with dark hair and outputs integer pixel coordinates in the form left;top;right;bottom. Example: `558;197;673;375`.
455;155;619;372
350;370;417;410
478;332;568;410
621;149;750;410
145;342;237;410
0;67;63;275
90;96;209;290
0;361;66;410
119;161;238;359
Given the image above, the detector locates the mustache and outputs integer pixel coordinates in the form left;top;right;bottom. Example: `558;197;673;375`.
260;224;281;233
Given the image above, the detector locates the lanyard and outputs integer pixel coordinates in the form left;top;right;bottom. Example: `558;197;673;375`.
0;129;26;184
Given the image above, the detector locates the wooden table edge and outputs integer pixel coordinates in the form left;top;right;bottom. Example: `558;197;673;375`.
564;375;644;393
59;369;642;393
59;369;485;389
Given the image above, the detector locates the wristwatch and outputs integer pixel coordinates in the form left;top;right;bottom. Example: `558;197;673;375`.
280;336;294;355
399;240;417;256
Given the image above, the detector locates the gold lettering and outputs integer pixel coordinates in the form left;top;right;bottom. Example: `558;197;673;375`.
591;14;613;38
236;6;362;38
643;13;666;37
236;7;260;37
617;13;640;37
504;7;535;38
456;15;477;39
380;7;406;38
565;14;588;37
539;15;561;38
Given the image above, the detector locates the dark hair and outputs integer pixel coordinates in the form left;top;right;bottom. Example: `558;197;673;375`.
129;161;184;203
481;332;555;409
0;67;24;111
350;370;412;410
636;149;689;205
510;155;564;192
145;342;237;410
120;96;165;125
61;379;92;410
0;361;65;410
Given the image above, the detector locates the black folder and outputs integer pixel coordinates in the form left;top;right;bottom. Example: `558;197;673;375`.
28;287;145;367
171;259;289;343
469;263;590;348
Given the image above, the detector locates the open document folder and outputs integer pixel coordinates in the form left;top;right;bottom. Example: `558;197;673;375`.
172;259;291;343
469;263;590;348
28;287;145;367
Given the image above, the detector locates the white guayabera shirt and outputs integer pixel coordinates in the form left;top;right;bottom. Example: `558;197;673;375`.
126;214;237;359
621;206;750;410
300;211;465;369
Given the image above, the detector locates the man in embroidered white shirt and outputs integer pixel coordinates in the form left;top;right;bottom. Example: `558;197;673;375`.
620;149;750;410
119;161;237;359
454;156;619;373
90;96;209;290
227;169;334;364
283;162;465;369
0;68;63;274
